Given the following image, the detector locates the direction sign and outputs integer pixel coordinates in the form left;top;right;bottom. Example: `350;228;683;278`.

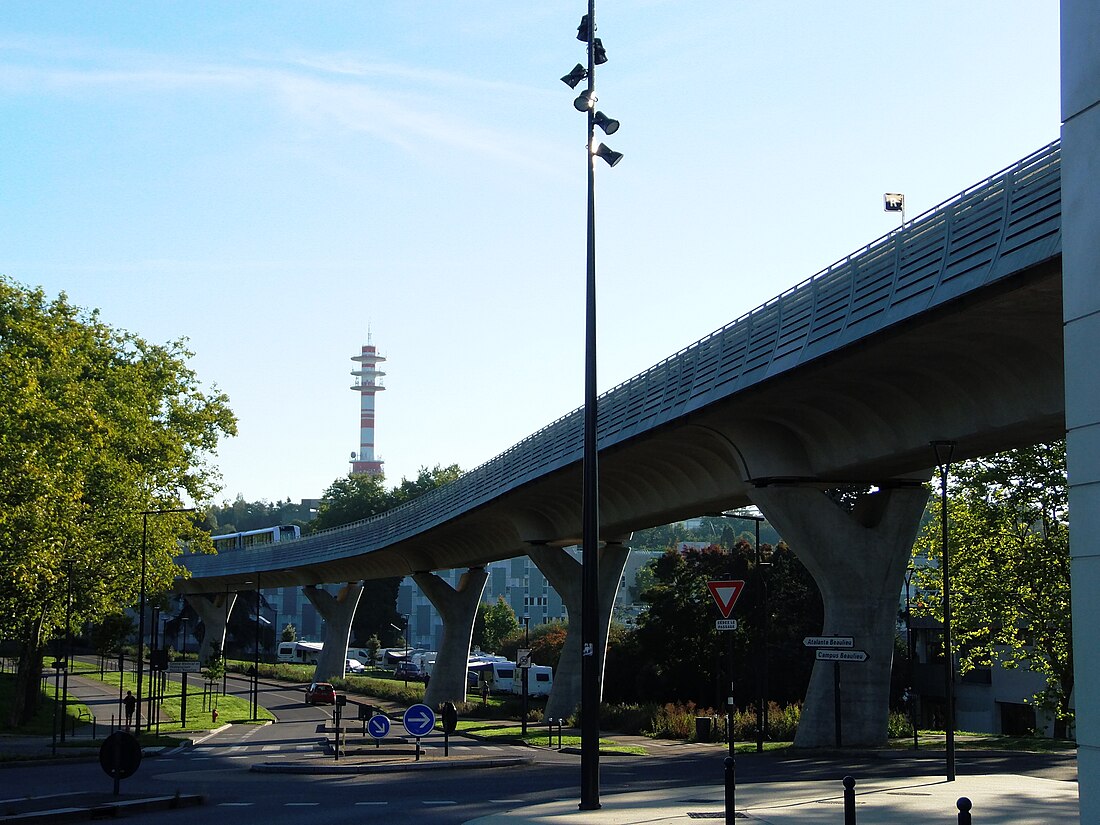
803;636;854;649
517;648;532;669
706;580;746;618
366;714;391;740
815;649;869;663
402;703;436;738
166;661;201;673
715;619;739;631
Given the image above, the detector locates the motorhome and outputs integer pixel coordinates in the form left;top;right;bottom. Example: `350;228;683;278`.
511;664;554;697
469;659;517;694
277;640;323;664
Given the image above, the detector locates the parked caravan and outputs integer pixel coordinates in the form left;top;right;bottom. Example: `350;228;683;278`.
469;659;517;694
511;664;554;697
277;640;323;664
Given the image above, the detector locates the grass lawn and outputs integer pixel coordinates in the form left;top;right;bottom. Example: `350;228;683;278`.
454;720;647;755
0;672;93;736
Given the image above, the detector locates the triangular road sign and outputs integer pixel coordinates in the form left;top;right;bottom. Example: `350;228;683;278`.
707;580;745;619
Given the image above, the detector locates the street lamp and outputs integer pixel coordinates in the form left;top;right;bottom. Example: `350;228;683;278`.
390;617;409;686
930;440;956;782
521;615;531;737
904;567;918;751
136;507;194;737
562;3;623;811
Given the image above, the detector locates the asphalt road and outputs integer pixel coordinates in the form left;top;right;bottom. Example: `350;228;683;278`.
4;674;1077;825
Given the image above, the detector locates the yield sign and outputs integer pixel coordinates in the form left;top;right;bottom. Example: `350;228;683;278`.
707;580;745;618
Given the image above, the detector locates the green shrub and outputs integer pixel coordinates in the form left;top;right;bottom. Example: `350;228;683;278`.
887;711;914;739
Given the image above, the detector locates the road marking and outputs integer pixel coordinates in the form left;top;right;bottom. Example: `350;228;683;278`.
218;802;254;807
262;744;280;751
355;802;389;806
286;802;320;806
422;801;457;806
490;799;523;804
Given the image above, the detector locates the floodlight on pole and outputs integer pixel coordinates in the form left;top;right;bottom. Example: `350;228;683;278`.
593;111;619;134
561;64;588;88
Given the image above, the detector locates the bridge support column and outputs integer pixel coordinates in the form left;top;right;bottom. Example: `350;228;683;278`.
304;583;364;682
187;592;237;666
1062;3;1100;818
749;484;929;747
417;568;488;707
528;542;630;722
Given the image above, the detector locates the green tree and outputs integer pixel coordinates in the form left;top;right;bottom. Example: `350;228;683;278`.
281;623;297;643
477;597;519;654
0;277;236;725
912;441;1072;732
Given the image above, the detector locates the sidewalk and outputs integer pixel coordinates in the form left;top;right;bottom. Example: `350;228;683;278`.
466;773;1078;824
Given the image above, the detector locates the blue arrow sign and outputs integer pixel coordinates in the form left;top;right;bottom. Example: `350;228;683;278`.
366;714;391;739
402;703;436;738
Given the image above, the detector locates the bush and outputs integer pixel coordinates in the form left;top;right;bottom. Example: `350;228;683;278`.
887;711;914;739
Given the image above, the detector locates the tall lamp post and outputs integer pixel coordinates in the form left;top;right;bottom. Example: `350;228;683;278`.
904;567;918;751
136;507;194;737
561;3;622;811
931;440;956;782
390;617;409;686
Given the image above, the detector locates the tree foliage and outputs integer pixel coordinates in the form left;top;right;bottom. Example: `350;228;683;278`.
912;441;1072;728
475;596;520;654
621;538;822;709
0;277;236;724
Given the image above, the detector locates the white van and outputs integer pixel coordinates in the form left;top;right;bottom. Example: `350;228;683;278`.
511;664;554;697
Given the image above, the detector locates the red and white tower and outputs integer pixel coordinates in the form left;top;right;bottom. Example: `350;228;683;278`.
349;340;386;476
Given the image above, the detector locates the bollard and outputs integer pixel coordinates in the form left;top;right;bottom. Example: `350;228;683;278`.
843;775;856;825
724;756;736;825
957;797;972;824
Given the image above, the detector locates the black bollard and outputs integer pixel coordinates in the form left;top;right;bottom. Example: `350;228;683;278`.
843;775;856;825
724;756;736;825
957;796;972;824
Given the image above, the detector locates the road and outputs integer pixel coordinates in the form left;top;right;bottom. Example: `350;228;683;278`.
5;673;1077;824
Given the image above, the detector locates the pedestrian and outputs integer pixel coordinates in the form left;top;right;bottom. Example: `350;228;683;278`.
123;690;136;729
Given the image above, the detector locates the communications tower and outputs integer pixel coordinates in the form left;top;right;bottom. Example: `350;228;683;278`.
349;339;386;476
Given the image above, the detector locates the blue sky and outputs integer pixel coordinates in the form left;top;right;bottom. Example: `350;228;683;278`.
0;2;1060;506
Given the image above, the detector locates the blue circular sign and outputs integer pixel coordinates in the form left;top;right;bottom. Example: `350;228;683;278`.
402;703;436;738
366;714;391;739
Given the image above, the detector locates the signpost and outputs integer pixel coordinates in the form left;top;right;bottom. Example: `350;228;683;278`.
403;703;436;761
99;731;141;797
707;579;745;824
803;636;868;746
366;713;391;742
803;636;854;649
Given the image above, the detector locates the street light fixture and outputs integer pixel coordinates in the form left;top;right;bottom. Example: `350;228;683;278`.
136;507;195;737
931;440;957;782
563;1;623;811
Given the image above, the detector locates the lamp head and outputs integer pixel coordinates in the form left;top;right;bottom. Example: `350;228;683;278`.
593;111;619;135
573;89;596;112
594;143;623;167
576;14;591;41
561;63;587;89
593;38;608;65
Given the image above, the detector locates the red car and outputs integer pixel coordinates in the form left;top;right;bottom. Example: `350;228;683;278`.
305;682;337;705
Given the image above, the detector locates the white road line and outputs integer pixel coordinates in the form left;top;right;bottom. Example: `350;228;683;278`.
286;802;320;806
489;800;523;804
218;802;254;807
355;801;389;806
262;744;280;751
422;801;458;806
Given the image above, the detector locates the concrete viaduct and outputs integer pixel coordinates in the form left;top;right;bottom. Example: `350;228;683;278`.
178;138;1064;749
